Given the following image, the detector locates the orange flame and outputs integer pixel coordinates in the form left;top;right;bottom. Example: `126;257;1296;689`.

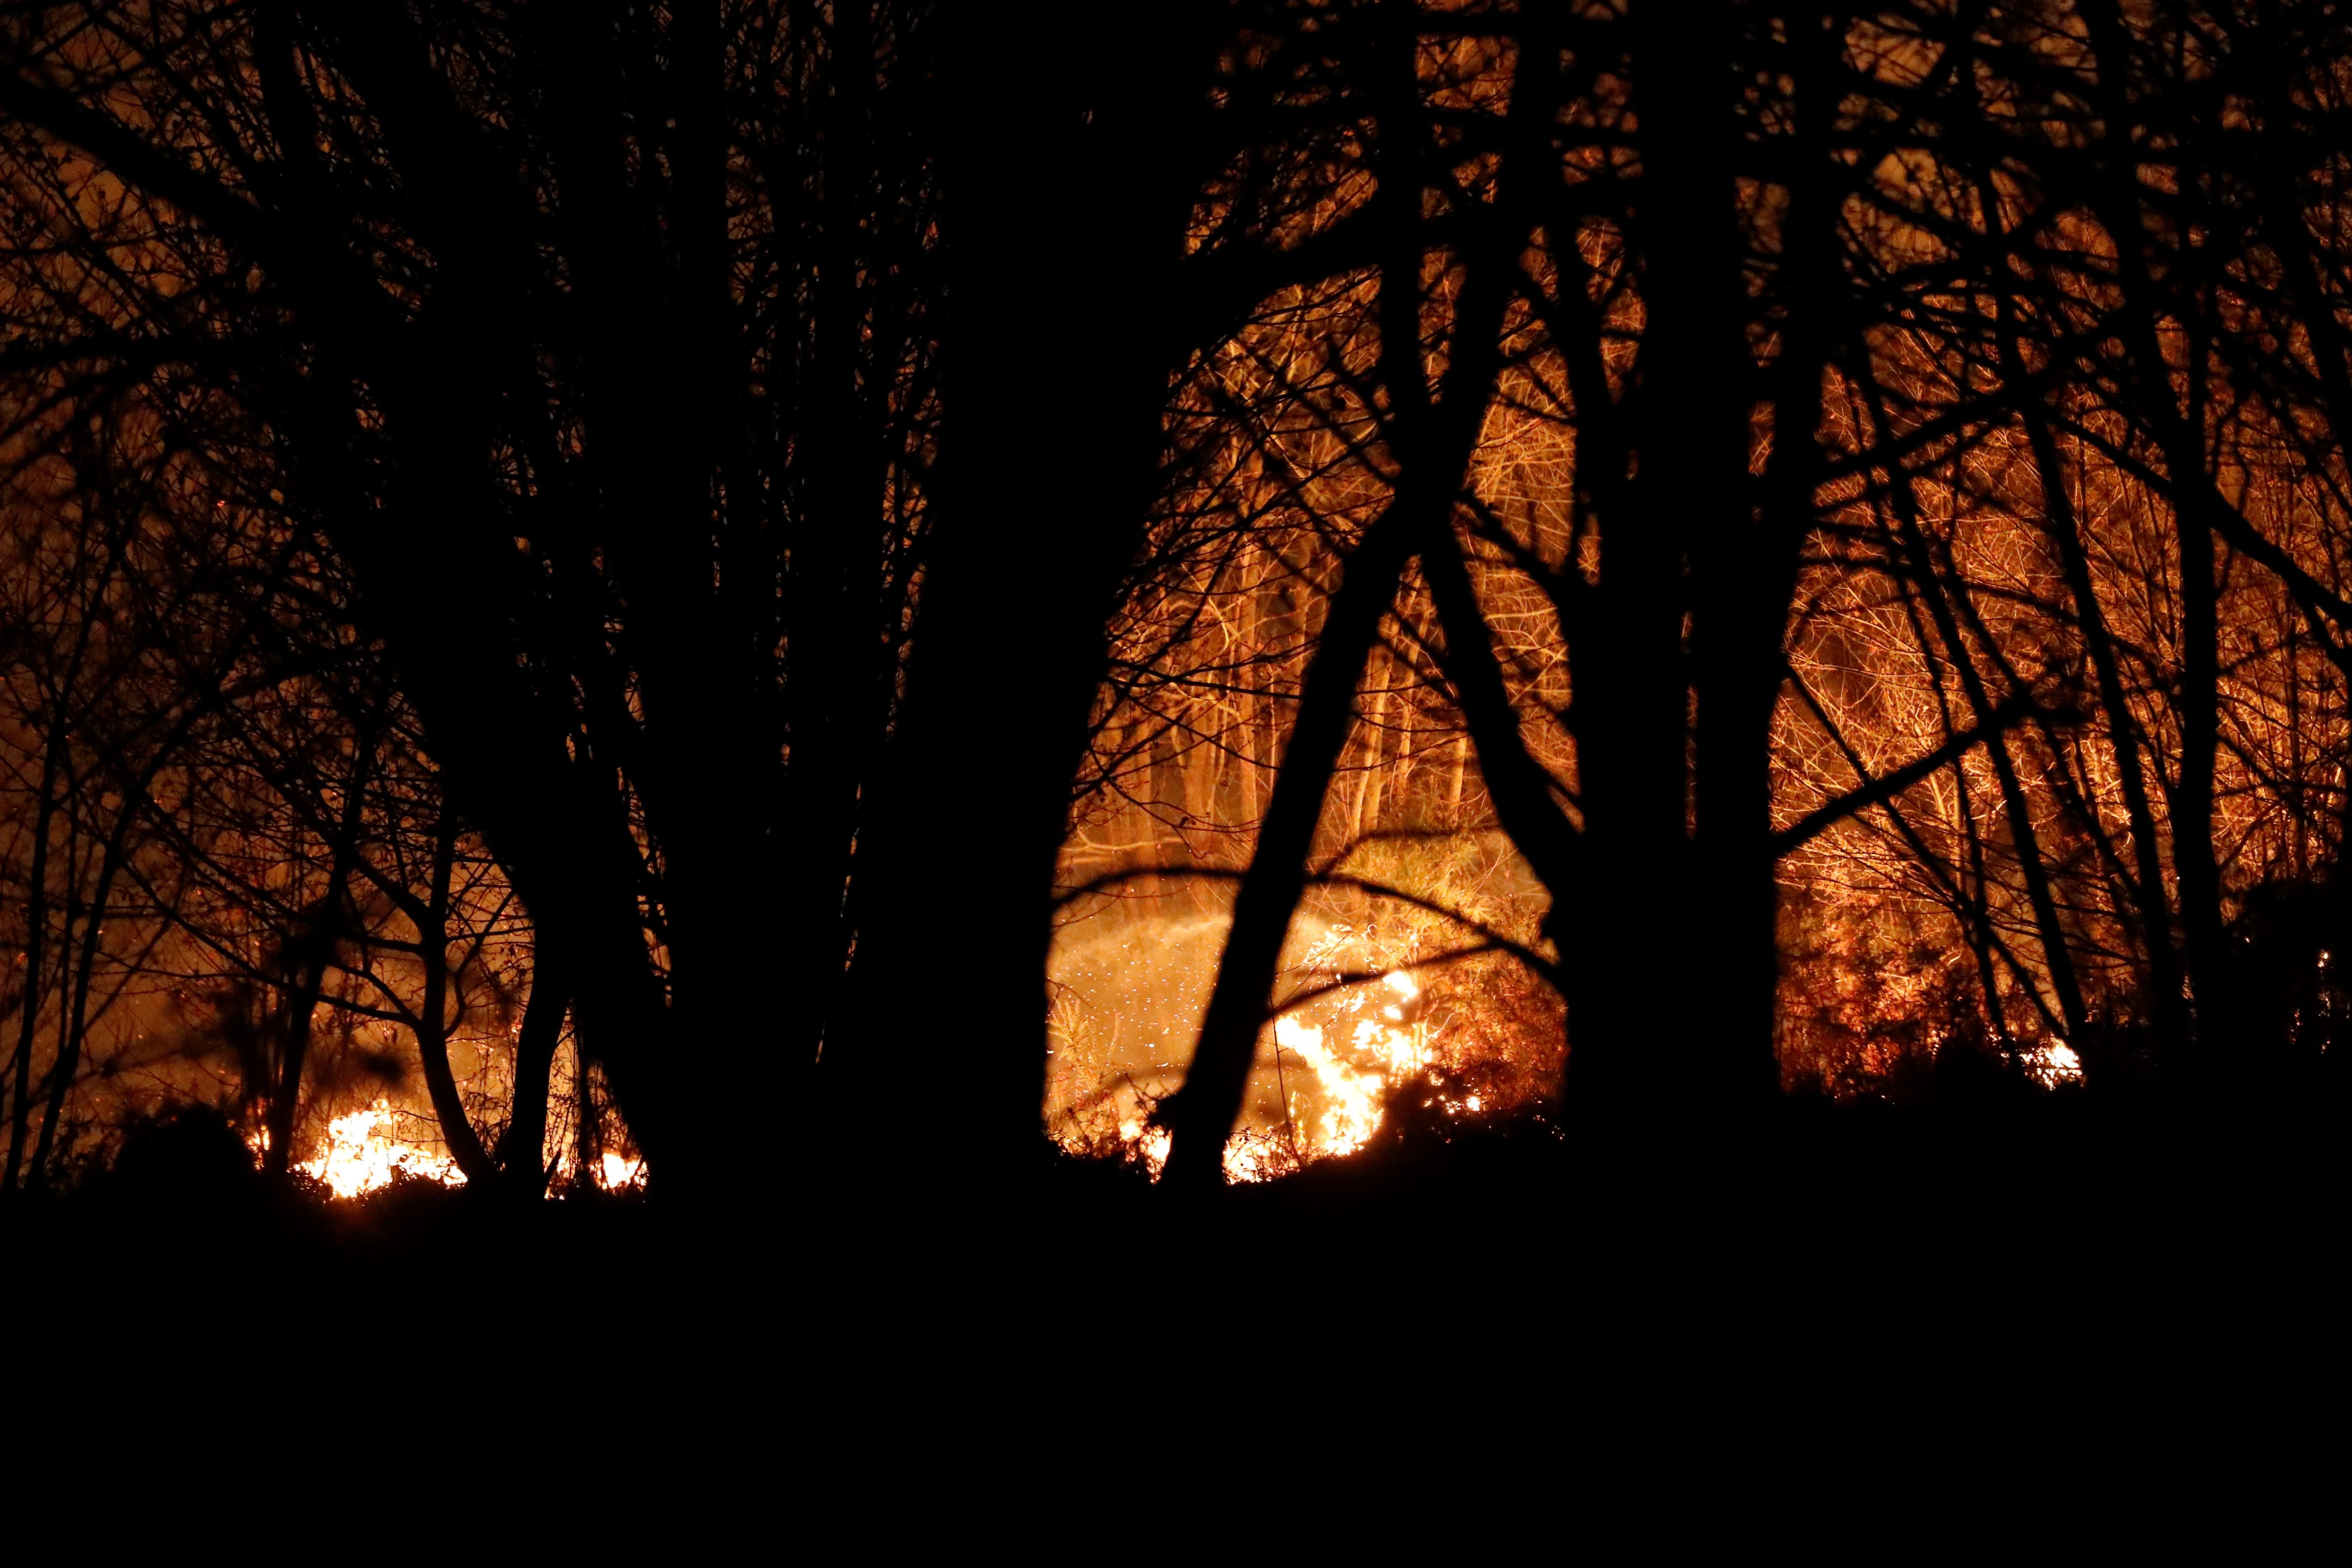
295;1100;466;1198
252;1101;646;1199
1090;965;1436;1182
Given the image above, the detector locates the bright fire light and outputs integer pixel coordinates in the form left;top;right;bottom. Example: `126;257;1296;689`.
297;1099;466;1199
1096;964;1435;1182
2032;1041;2085;1089
254;1100;646;1198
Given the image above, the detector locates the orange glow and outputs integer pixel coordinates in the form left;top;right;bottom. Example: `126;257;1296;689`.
1081;963;1437;1182
593;1151;646;1191
250;1101;646;1198
292;1100;466;1199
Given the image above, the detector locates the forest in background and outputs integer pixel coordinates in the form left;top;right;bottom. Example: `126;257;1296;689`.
3;0;2349;1205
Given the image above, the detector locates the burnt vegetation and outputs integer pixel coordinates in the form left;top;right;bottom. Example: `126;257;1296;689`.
1;0;2347;1300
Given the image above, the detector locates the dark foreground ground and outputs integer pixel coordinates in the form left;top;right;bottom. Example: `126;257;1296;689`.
10;1094;2338;1364
4;1095;2339;1528
1;1123;2319;1556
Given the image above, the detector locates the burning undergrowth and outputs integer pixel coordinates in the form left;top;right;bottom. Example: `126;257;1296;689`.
1045;868;1562;1181
250;1098;645;1200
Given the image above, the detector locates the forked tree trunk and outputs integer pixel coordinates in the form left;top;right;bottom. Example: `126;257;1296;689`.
1162;12;1552;1184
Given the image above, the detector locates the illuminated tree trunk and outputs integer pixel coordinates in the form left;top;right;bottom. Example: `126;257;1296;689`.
1354;661;1392;845
1237;577;1268;827
1185;713;1226;916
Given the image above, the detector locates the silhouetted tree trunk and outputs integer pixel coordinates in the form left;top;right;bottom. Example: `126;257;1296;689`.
837;3;1232;1183
2078;0;2246;1071
5;697;75;1192
1581;2;1772;1104
261;741;369;1179
1164;7;1557;1182
493;934;567;1197
410;814;495;1185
